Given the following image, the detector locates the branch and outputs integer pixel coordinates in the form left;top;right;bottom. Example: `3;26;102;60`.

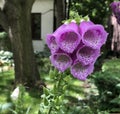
0;8;9;32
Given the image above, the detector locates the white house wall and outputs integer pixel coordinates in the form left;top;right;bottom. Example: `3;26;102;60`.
0;0;5;9
0;0;54;52
32;0;54;52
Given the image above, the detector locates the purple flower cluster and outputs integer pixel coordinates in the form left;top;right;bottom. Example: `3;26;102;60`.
46;21;108;80
110;1;120;24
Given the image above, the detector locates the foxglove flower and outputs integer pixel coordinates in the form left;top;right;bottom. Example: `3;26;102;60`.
55;22;81;53
46;21;108;81
110;1;120;24
11;87;19;100
110;1;120;13
50;50;72;72
46;24;67;53
80;21;108;49
70;60;94;80
110;1;120;15
77;45;100;65
46;34;59;53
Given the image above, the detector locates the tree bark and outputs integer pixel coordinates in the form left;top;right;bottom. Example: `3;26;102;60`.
54;0;66;28
0;0;42;87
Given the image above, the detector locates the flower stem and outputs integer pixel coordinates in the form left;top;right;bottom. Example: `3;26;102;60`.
57;73;62;88
48;106;52;114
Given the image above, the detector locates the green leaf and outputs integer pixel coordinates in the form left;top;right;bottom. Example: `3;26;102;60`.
110;96;120;104
41;94;46;98
49;69;55;79
0;32;8;39
63;76;71;82
63;85;67;91
59;95;64;101
43;87;50;96
1;103;12;111
9;108;17;114
25;105;31;114
55;97;60;106
44;98;49;106
116;83;120;89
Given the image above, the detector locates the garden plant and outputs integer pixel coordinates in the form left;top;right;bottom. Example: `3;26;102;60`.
1;1;120;114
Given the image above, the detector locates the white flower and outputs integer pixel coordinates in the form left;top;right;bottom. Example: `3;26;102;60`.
11;87;19;100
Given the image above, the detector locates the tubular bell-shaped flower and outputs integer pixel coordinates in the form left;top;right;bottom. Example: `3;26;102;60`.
46;20;108;81
110;1;120;24
11;87;19;100
46;24;66;53
77;45;100;65
110;1;120;13
50;50;72;72
46;34;59;53
55;22;81;53
70;60;94;80
80;21;108;49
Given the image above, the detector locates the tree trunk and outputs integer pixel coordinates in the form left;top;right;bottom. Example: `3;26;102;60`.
0;0;42;87
54;0;66;28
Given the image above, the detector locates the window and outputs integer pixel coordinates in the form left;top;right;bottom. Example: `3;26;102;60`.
0;26;4;32
31;13;41;40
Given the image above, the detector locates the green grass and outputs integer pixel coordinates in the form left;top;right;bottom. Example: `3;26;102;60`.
0;70;14;103
0;68;86;114
0;70;41;114
2;57;119;113
102;58;120;72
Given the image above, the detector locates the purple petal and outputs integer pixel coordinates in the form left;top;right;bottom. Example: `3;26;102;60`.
110;1;120;13
80;21;108;49
77;45;100;65
50;51;72;72
46;34;59;53
70;60;94;80
56;22;81;53
46;24;66;53
79;21;94;34
110;1;120;24
70;42;84;63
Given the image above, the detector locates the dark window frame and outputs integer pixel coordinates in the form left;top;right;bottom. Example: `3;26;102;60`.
31;13;41;40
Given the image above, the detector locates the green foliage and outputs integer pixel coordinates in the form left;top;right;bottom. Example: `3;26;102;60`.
0;103;12;113
0;32;11;51
10;85;25;114
0;50;13;67
9;85;33;114
70;0;119;27
0;32;7;39
34;45;50;59
63;14;89;24
39;67;109;114
93;58;120;112
102;58;120;72
39;70;70;114
0;71;41;114
35;45;51;75
1;56;118;113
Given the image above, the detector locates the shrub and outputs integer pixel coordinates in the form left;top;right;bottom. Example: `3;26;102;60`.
0;32;11;51
93;58;120;112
